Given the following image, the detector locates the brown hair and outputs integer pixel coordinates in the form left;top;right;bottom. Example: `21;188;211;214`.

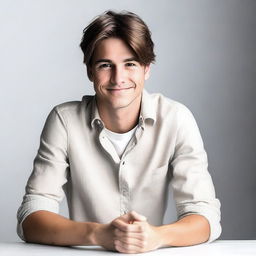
80;10;156;67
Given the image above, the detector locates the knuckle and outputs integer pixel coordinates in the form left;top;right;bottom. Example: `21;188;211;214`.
114;228;119;236
141;232;147;240
114;242;120;251
122;242;130;250
115;245;123;253
125;225;131;232
139;226;144;232
130;210;136;216
110;220;116;226
124;237;130;243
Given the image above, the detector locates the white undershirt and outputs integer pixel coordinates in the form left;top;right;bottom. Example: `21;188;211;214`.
104;125;138;157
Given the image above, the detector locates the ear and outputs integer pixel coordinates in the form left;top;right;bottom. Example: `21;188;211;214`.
144;65;151;80
87;66;93;82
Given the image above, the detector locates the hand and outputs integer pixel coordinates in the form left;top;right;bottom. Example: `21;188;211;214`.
93;211;147;251
111;211;163;254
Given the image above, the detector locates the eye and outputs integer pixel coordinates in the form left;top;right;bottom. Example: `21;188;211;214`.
125;62;136;67
98;63;112;69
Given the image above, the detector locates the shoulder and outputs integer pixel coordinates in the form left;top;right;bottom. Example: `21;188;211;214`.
52;95;93;116
145;92;201;138
44;95;94;127
144;90;193;119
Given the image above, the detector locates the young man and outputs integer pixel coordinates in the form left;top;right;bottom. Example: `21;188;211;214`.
17;11;221;254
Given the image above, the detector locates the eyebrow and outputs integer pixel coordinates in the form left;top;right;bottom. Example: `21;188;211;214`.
94;57;138;64
94;59;111;64
124;57;138;62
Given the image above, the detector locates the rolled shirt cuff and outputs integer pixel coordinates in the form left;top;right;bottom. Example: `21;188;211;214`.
176;199;222;243
16;194;59;241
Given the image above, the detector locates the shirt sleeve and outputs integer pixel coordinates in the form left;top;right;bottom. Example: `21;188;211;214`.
17;107;69;241
170;105;221;243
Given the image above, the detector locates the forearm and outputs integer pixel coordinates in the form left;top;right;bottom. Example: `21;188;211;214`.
22;210;100;246
158;214;210;247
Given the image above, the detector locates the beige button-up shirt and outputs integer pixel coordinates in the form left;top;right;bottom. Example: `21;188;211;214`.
17;90;221;242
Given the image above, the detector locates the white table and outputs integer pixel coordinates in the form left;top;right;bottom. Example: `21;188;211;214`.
1;240;256;255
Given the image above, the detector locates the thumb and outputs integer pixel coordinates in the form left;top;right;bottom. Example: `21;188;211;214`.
129;211;147;222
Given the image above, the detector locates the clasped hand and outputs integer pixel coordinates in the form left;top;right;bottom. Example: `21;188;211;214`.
97;211;162;254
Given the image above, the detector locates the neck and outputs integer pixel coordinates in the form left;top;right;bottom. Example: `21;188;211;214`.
96;96;141;133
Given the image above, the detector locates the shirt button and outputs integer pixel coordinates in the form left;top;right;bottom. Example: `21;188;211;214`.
122;187;129;195
122;161;125;165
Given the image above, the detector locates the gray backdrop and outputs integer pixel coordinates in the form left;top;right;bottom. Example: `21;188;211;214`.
0;0;255;242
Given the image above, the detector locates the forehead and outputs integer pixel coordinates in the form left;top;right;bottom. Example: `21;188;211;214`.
92;38;135;62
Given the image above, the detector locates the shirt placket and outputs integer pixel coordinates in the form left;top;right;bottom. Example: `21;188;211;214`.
96;118;145;216
97;125;130;215
118;118;144;215
119;159;130;215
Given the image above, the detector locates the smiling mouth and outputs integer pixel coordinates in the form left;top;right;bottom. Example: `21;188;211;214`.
106;87;133;91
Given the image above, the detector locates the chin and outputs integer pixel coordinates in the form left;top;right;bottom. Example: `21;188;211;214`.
110;100;134;109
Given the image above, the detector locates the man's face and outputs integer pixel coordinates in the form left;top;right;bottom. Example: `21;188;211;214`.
89;37;150;111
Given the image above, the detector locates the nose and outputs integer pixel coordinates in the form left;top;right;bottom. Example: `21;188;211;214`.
110;66;126;86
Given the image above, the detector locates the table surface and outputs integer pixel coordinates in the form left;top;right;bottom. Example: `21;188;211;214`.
1;240;256;256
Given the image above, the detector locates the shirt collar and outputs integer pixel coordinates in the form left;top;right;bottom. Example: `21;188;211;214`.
139;89;156;127
90;96;104;129
90;89;156;129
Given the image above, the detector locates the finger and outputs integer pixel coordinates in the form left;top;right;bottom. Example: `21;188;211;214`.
114;228;146;241
116;212;134;222
114;239;143;254
112;219;144;232
112;211;147;227
116;235;145;248
114;219;147;233
129;211;147;222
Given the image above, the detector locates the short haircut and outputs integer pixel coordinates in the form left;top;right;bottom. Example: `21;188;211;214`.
80;10;156;67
